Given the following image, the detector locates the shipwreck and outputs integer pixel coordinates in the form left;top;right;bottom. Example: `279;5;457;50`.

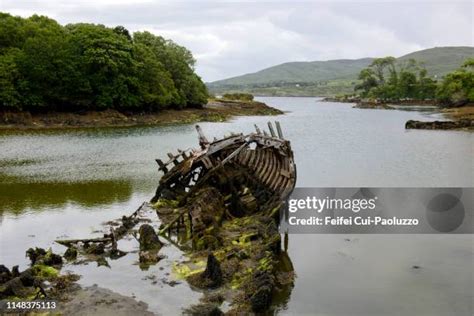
50;121;297;314
151;122;297;314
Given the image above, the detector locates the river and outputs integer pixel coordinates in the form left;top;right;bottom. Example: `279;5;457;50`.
1;97;473;315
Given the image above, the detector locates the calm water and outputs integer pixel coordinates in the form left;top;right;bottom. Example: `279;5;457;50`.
1;97;473;315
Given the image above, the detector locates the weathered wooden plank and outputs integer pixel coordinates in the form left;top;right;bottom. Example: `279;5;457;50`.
254;124;262;134
265;150;277;186
273;156;288;191
261;149;274;185
268;153;281;188
267;122;276;137
196;125;209;149
275;121;284;139
256;149;269;181
56;236;111;247
156;159;169;173
221;142;249;165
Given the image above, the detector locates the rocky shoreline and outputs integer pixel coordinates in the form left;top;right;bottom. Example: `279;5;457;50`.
322;96;474;130
322;96;439;107
405;119;473;130
0;100;283;130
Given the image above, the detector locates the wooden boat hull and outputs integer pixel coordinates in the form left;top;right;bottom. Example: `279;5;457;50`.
152;122;296;208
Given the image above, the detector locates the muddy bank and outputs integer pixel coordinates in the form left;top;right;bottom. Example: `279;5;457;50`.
58;284;154;316
0;100;283;130
0;203;157;315
441;105;474;121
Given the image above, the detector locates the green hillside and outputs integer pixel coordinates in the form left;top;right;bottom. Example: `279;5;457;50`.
398;46;474;78
208;46;474;96
212;58;373;85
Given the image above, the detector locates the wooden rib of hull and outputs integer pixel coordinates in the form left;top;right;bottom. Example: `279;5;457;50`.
154;122;296;203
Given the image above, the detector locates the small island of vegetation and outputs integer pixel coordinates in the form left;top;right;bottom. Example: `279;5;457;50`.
326;56;474;130
0;13;281;129
352;57;474;108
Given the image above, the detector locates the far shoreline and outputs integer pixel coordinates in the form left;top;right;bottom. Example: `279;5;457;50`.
0;99;283;131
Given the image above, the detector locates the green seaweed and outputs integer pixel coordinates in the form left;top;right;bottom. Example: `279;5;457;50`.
153;198;179;209
32;264;59;279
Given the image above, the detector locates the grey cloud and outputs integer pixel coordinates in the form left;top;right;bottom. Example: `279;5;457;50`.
1;1;472;81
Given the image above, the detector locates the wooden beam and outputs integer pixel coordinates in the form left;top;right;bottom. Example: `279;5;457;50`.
275;121;284;139
267;122;276;137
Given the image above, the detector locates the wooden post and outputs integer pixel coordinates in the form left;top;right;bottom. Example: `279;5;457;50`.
196;125;209;149
156;159;168;173
267;122;276;137
254;124;261;134
275;121;284;139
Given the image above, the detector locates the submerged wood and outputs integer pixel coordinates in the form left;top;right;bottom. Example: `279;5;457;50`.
56;202;146;247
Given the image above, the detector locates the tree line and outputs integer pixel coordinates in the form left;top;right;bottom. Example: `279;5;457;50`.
355;56;474;106
0;13;208;112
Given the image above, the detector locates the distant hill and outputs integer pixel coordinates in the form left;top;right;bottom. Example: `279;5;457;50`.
211;58;374;86
208;46;474;96
397;47;474;78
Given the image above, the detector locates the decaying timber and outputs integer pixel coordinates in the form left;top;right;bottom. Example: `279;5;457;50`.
152;122;296;314
53;121;297;314
152;121;296;209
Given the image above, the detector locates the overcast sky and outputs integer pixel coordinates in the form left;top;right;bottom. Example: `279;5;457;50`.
1;0;473;82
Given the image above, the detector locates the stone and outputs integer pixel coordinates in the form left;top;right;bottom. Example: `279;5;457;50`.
85;243;105;255
201;254;222;288
64;246;78;260
138;224;162;251
0;265;11;283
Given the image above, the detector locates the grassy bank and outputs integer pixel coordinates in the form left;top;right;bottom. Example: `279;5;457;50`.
441;106;474;121
0;100;283;130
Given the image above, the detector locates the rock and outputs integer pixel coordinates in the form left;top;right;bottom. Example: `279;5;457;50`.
43;249;63;265
26;247;47;264
251;285;272;312
405;119;473;130
11;265;20;277
85;243;105;255
201;254;223;288
139;251;162;264
96;257;110;267
26;248;62;266
0;277;32;298
19;268;36;286
138;224;162;251
250;270;274;312
109;249;127;260
0;265;12;283
64;246;78;260
122;215;138;229
183;303;223;316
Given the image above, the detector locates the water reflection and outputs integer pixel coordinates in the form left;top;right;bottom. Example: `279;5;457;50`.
0;179;134;215
1;97;472;315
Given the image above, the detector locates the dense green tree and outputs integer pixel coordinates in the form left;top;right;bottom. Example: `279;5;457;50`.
416;68;437;100
0;48;22;109
436;58;474;106
0;13;208;112
354;68;377;97
355;57;438;101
